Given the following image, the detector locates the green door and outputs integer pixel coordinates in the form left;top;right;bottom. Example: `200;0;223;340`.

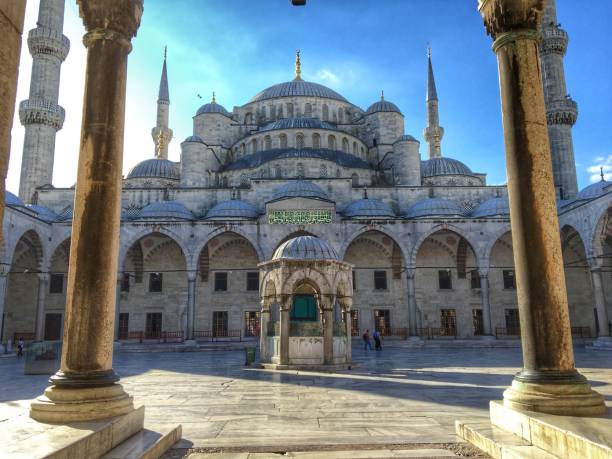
292;295;317;321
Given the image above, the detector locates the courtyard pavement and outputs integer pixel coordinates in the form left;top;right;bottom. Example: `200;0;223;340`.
0;345;610;456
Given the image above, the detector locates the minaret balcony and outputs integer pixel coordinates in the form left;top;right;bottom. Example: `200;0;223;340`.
19;98;65;130
27;27;70;61
546;98;577;126
540;27;568;55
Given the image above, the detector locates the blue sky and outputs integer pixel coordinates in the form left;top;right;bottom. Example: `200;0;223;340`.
7;0;612;192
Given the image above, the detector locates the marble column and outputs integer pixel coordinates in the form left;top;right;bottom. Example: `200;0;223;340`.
406;268;417;336
114;276;121;341
479;271;493;338
279;294;291;365
479;0;605;415
0;269;8;344
0;1;26;228
322;296;334;365
35;274;49;341
340;297;353;365
30;0;144;423
591;269;610;339
186;274;196;340
259;301;270;362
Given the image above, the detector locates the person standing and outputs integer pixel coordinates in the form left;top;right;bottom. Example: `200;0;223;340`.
362;329;372;351
373;329;382;351
17;338;24;358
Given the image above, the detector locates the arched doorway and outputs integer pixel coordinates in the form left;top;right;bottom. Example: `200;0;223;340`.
489;231;519;337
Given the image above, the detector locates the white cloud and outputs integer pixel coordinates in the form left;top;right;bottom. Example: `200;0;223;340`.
586;154;612;182
316;69;340;86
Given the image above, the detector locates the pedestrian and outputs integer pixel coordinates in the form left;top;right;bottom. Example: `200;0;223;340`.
373;329;382;350
362;329;372;351
17;338;24;359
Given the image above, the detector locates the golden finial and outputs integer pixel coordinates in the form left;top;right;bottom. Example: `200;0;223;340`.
156;130;166;158
164;45;167;61
381;90;384;101
212;91;216;104
295;49;302;81
427;45;431;59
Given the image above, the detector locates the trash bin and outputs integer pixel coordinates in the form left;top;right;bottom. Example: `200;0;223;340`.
245;346;256;365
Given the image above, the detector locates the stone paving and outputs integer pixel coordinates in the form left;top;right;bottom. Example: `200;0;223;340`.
0;345;610;457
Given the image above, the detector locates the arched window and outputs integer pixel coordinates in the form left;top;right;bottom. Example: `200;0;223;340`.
342;138;349;152
260;106;266;120
304;103;312;117
312;133;321;149
279;133;288;149
328;135;336;150
275;165;282;178
320;164;327;177
296;133;304;149
270;105;276;120
251;138;257;154
245;112;253;124
322;104;329;121
297;163;305;178
336;168;341;178
277;105;283;119
353;142;358;154
222;176;229;187
287;103;294;118
338;109;344;124
264;135;272;150
240;174;249;186
351;173;359;186
240;143;245;157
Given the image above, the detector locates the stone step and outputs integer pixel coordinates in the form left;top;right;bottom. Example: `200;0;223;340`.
181;447;462;458
455;420;556;459
102;424;182;459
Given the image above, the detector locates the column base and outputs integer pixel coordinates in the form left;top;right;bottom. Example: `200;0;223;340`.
503;371;606;416
30;383;135;423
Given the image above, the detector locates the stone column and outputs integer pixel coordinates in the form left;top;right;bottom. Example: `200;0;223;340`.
479;271;494;338
114;276;122;341
186;274;196;340
0;269;9;345
35;274;50;341
30;0;144;423
479;0;605;416
406;268;417;336
259;300;270;362
322;295;334;365
279;294;291;365
0;1;26;227
591;269;610;339
340;297;353;365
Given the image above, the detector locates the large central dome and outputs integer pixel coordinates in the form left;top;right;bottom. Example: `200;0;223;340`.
249;80;348;103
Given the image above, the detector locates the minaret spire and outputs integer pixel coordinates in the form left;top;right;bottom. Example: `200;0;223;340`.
152;46;173;159
295;50;302;81
423;47;444;159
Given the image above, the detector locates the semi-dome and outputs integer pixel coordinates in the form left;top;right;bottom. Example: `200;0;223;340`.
394;134;418;144
403;198;463;219
366;99;402;115
271;180;329;201
196;101;231;117
576;180;610;200
127;158;180;180
421;157;473;177
5;191;24;207
273;235;338;261
249;80;348;103
182;135;205;143
343;198;395;218
260;117;336;132
471;196;509;218
26;204;58;222
205;199;260;219
140;201;193;220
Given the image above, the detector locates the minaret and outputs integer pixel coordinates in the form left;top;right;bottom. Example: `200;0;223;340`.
151;47;173;159
539;0;578;199
423;48;444;159
18;0;70;203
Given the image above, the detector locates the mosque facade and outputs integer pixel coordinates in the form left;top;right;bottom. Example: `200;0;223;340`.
1;0;611;347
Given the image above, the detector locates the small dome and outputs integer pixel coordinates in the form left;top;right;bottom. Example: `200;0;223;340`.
182;135;205;144
140;201;193;220
421;157;474;177
343;198;395;218
366;100;402;115
127;158;180;180
5;191;24;207
576;180;611;200
260;117;336;132
205;199;260;219
196;101;230;117
26;205;58;222
394;134;418;144
471;197;509;218
403;198;463;219
271;180;329;201
250;80;348;103
273;235;338;261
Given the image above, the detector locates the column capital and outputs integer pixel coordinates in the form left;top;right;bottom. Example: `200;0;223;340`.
77;0;143;50
37;273;50;282
479;0;545;40
405;267;416;279
187;271;197;282
478;269;489;279
280;293;292;311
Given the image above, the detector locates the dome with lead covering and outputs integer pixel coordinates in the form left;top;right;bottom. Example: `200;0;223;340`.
205;199;260;219
127;158;180;180
271;180;329;201
421;157;473;177
394;134;418;144
182;135;205;143
403;198;463;219
140;201;193;220
250;80;348;103
5;191;24;207
196;101;231;117
471;197;509;218
366;99;401;115
343;198;395;218
273;236;338;261
576;180;611;200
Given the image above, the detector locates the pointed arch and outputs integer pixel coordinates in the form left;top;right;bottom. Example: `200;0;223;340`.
119;227;191;272
192;228;263;272
410;224;480;268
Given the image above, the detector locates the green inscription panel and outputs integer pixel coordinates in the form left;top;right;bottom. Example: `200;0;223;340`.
268;209;332;224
